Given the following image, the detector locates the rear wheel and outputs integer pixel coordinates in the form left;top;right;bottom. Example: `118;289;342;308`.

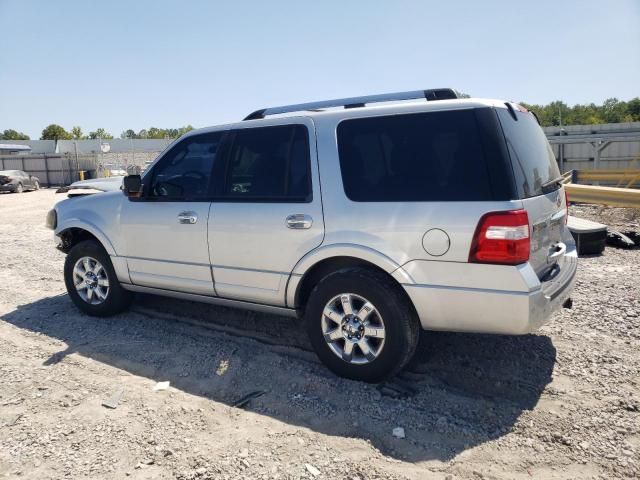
64;240;132;316
304;267;419;382
15;183;23;193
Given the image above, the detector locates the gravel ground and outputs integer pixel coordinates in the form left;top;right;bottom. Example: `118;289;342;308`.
0;190;638;480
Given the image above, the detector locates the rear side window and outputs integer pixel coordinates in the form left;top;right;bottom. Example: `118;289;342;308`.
496;109;560;198
223;124;311;202
337;110;495;202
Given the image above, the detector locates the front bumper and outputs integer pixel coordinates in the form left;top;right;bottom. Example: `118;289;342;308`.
400;249;578;335
0;184;16;192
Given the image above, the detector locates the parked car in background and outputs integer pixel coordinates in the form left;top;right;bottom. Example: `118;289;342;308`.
47;88;577;382
0;170;40;193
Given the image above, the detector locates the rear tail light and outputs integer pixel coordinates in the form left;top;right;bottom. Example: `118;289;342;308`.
0;176;11;184
469;209;530;265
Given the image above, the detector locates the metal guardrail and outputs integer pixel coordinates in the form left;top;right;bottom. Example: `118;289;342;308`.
561;168;640;208
565;183;640;208
575;169;640;187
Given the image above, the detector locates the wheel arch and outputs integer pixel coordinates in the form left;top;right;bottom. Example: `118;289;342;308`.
287;244;414;309
56;222;116;256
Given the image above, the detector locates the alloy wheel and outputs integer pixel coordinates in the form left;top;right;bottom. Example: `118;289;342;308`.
72;256;110;305
321;293;386;365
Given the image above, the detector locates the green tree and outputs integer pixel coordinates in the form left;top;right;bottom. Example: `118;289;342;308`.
88;128;114;139
41;124;72;140
176;125;194;137
120;129;137;139
521;97;640;127
71;126;86;140
0;129;30;140
146;127;166;139
601;98;629;123
627;98;640;121
120;126;194;140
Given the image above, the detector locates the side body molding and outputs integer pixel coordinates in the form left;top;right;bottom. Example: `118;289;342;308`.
285;243;415;307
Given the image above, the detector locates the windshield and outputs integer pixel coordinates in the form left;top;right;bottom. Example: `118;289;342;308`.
497;108;561;198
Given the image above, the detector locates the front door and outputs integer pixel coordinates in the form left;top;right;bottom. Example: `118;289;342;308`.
120;130;226;295
208;119;324;305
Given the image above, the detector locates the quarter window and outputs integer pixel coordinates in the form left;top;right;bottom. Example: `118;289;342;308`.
496;108;561;198
223;124;311;202
337;110;495;202
149;132;224;199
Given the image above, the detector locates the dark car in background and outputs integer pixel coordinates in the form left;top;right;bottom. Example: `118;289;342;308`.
0;170;40;193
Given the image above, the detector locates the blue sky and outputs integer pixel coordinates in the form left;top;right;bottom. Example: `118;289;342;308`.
1;0;638;139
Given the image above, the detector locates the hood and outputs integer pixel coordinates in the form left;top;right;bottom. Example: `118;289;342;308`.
56;176;124;194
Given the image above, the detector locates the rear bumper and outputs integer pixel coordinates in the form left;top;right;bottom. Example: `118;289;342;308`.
399;249;578;335
0;184;16;192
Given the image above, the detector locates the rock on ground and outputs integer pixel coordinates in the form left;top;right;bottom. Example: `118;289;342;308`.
0;190;638;479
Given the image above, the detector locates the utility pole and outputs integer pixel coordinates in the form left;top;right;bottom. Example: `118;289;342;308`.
559;104;562;128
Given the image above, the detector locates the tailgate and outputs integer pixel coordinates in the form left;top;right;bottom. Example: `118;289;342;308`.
495;105;567;279
522;188;568;278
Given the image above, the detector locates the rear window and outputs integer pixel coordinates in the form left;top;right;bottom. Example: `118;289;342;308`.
496;108;561;198
337;109;495;202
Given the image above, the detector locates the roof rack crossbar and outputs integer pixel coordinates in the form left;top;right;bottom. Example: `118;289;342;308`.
243;88;457;120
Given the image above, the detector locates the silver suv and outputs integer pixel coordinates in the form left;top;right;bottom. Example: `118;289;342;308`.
47;89;577;382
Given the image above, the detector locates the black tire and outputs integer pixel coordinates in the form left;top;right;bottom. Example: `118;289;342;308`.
64;240;133;317
15;183;23;193
304;267;420;383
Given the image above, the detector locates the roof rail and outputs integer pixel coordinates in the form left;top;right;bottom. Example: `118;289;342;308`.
243;88;458;121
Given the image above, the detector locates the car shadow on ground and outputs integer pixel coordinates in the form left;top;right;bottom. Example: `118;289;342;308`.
1;293;556;462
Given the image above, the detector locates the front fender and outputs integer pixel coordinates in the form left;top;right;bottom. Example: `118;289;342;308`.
53;191;123;256
55;218;117;256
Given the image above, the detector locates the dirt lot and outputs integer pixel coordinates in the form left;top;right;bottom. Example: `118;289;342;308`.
0;190;638;480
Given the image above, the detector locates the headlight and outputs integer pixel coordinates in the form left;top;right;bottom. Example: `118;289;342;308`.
45;209;57;230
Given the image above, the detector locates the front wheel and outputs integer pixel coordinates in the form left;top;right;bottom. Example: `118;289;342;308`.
33;180;40;190
64;240;132;316
15;183;23;193
304;267;419;383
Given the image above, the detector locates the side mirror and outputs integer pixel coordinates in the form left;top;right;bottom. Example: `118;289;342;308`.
123;175;143;198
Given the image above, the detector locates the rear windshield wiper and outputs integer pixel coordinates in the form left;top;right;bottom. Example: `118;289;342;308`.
541;176;563;194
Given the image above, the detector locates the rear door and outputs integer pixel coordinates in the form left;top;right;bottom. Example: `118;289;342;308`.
208;118;324;306
496;107;567;278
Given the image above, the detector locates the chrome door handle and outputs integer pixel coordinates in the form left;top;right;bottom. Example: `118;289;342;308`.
177;211;198;224
286;214;313;229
